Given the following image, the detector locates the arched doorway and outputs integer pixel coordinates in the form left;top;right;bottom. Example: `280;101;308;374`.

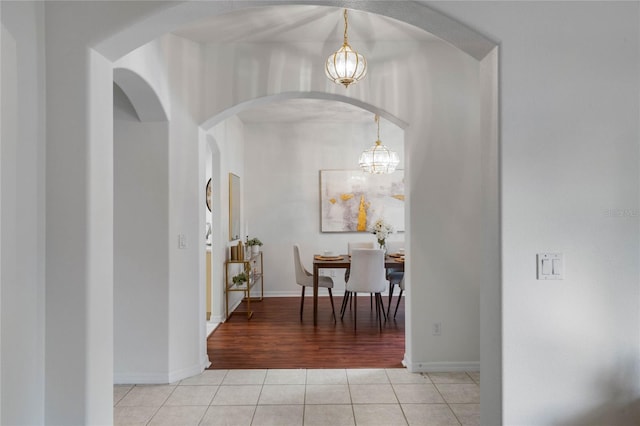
43;2;500;423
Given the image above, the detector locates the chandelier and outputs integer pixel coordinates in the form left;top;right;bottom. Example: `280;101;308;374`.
325;9;367;88
359;115;399;174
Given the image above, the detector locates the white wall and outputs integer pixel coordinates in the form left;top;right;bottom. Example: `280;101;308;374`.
243;119;405;296
209;116;247;320
0;2;45;424
432;1;640;424
44;3;116;419
113;33;209;383
163;33;208;381
114;83;170;383
5;1;637;425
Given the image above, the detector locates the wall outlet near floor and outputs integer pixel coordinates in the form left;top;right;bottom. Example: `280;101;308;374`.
432;322;442;336
178;233;187;249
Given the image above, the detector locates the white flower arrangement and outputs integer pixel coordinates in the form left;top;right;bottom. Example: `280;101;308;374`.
370;218;394;247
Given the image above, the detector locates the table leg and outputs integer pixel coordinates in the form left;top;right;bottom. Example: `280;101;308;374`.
313;264;319;326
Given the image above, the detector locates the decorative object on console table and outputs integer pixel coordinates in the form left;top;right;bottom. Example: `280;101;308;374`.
246;237;263;256
232;271;248;287
237;240;244;261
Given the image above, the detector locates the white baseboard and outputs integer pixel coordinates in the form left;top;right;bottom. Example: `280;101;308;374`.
114;372;165;385
168;362;209;384
209;315;225;324
404;360;480;373
263;290;339;297
263;291;303;297
115;362;209;385
262;290;397;298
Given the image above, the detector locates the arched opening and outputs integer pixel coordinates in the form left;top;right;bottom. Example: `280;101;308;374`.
113;68;168;122
105;2;498;418
202;95;408;359
42;2;500;423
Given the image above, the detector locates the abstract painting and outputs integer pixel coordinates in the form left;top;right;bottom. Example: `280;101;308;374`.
320;169;405;233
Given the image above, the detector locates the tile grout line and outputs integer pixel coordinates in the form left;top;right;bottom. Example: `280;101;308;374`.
433;371;480;426
116;368;479;426
387;368;410;426
144;383;178;426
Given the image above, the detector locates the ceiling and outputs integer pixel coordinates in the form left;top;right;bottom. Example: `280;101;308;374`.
171;5;438;44
172;5;437;124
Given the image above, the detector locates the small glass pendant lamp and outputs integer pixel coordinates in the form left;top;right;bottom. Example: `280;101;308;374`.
359;115;399;174
325;9;367;88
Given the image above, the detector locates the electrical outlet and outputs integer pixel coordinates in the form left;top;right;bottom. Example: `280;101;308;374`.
432;322;442;336
178;234;187;249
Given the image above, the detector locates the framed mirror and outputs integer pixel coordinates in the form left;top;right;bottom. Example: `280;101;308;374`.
206;178;212;212
229;173;241;241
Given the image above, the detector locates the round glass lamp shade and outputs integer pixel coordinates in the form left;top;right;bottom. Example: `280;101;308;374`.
325;43;367;88
359;141;400;174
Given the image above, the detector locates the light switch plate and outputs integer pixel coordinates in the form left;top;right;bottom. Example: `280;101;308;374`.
537;253;563;280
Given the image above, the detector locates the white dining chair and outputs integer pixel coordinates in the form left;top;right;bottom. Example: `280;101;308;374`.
340;241;376;317
344;248;388;332
293;244;336;321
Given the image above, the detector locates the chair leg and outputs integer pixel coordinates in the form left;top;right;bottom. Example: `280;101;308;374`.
376;293;383;332
394;289;404;319
340;291;350;319
328;288;336;321
300;286;305;321
380;293;388;321
387;282;395;318
353;292;357;332
370;293;373;311
374;293;380;331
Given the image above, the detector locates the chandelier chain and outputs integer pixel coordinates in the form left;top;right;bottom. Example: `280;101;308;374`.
343;9;349;45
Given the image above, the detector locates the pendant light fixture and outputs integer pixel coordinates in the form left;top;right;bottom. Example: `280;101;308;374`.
359;115;399;174
325;9;367;88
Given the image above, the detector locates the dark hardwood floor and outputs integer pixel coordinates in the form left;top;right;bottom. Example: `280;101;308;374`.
207;294;405;369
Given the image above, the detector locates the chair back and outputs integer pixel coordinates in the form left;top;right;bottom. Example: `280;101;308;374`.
347;248;387;294
385;240;404;255
293;244;310;286
348;241;375;256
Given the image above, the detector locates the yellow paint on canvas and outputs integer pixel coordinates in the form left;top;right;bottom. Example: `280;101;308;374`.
341;193;354;201
329;198;337;204
357;195;369;231
392;194;405;201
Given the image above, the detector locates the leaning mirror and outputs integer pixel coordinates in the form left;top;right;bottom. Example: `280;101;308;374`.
229;173;241;241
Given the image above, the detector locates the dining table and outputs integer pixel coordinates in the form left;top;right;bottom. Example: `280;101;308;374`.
312;253;405;326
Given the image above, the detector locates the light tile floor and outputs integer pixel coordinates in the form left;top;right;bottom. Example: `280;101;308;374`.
114;369;480;426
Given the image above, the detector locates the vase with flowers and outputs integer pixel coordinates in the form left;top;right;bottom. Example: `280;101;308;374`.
370;218;394;253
